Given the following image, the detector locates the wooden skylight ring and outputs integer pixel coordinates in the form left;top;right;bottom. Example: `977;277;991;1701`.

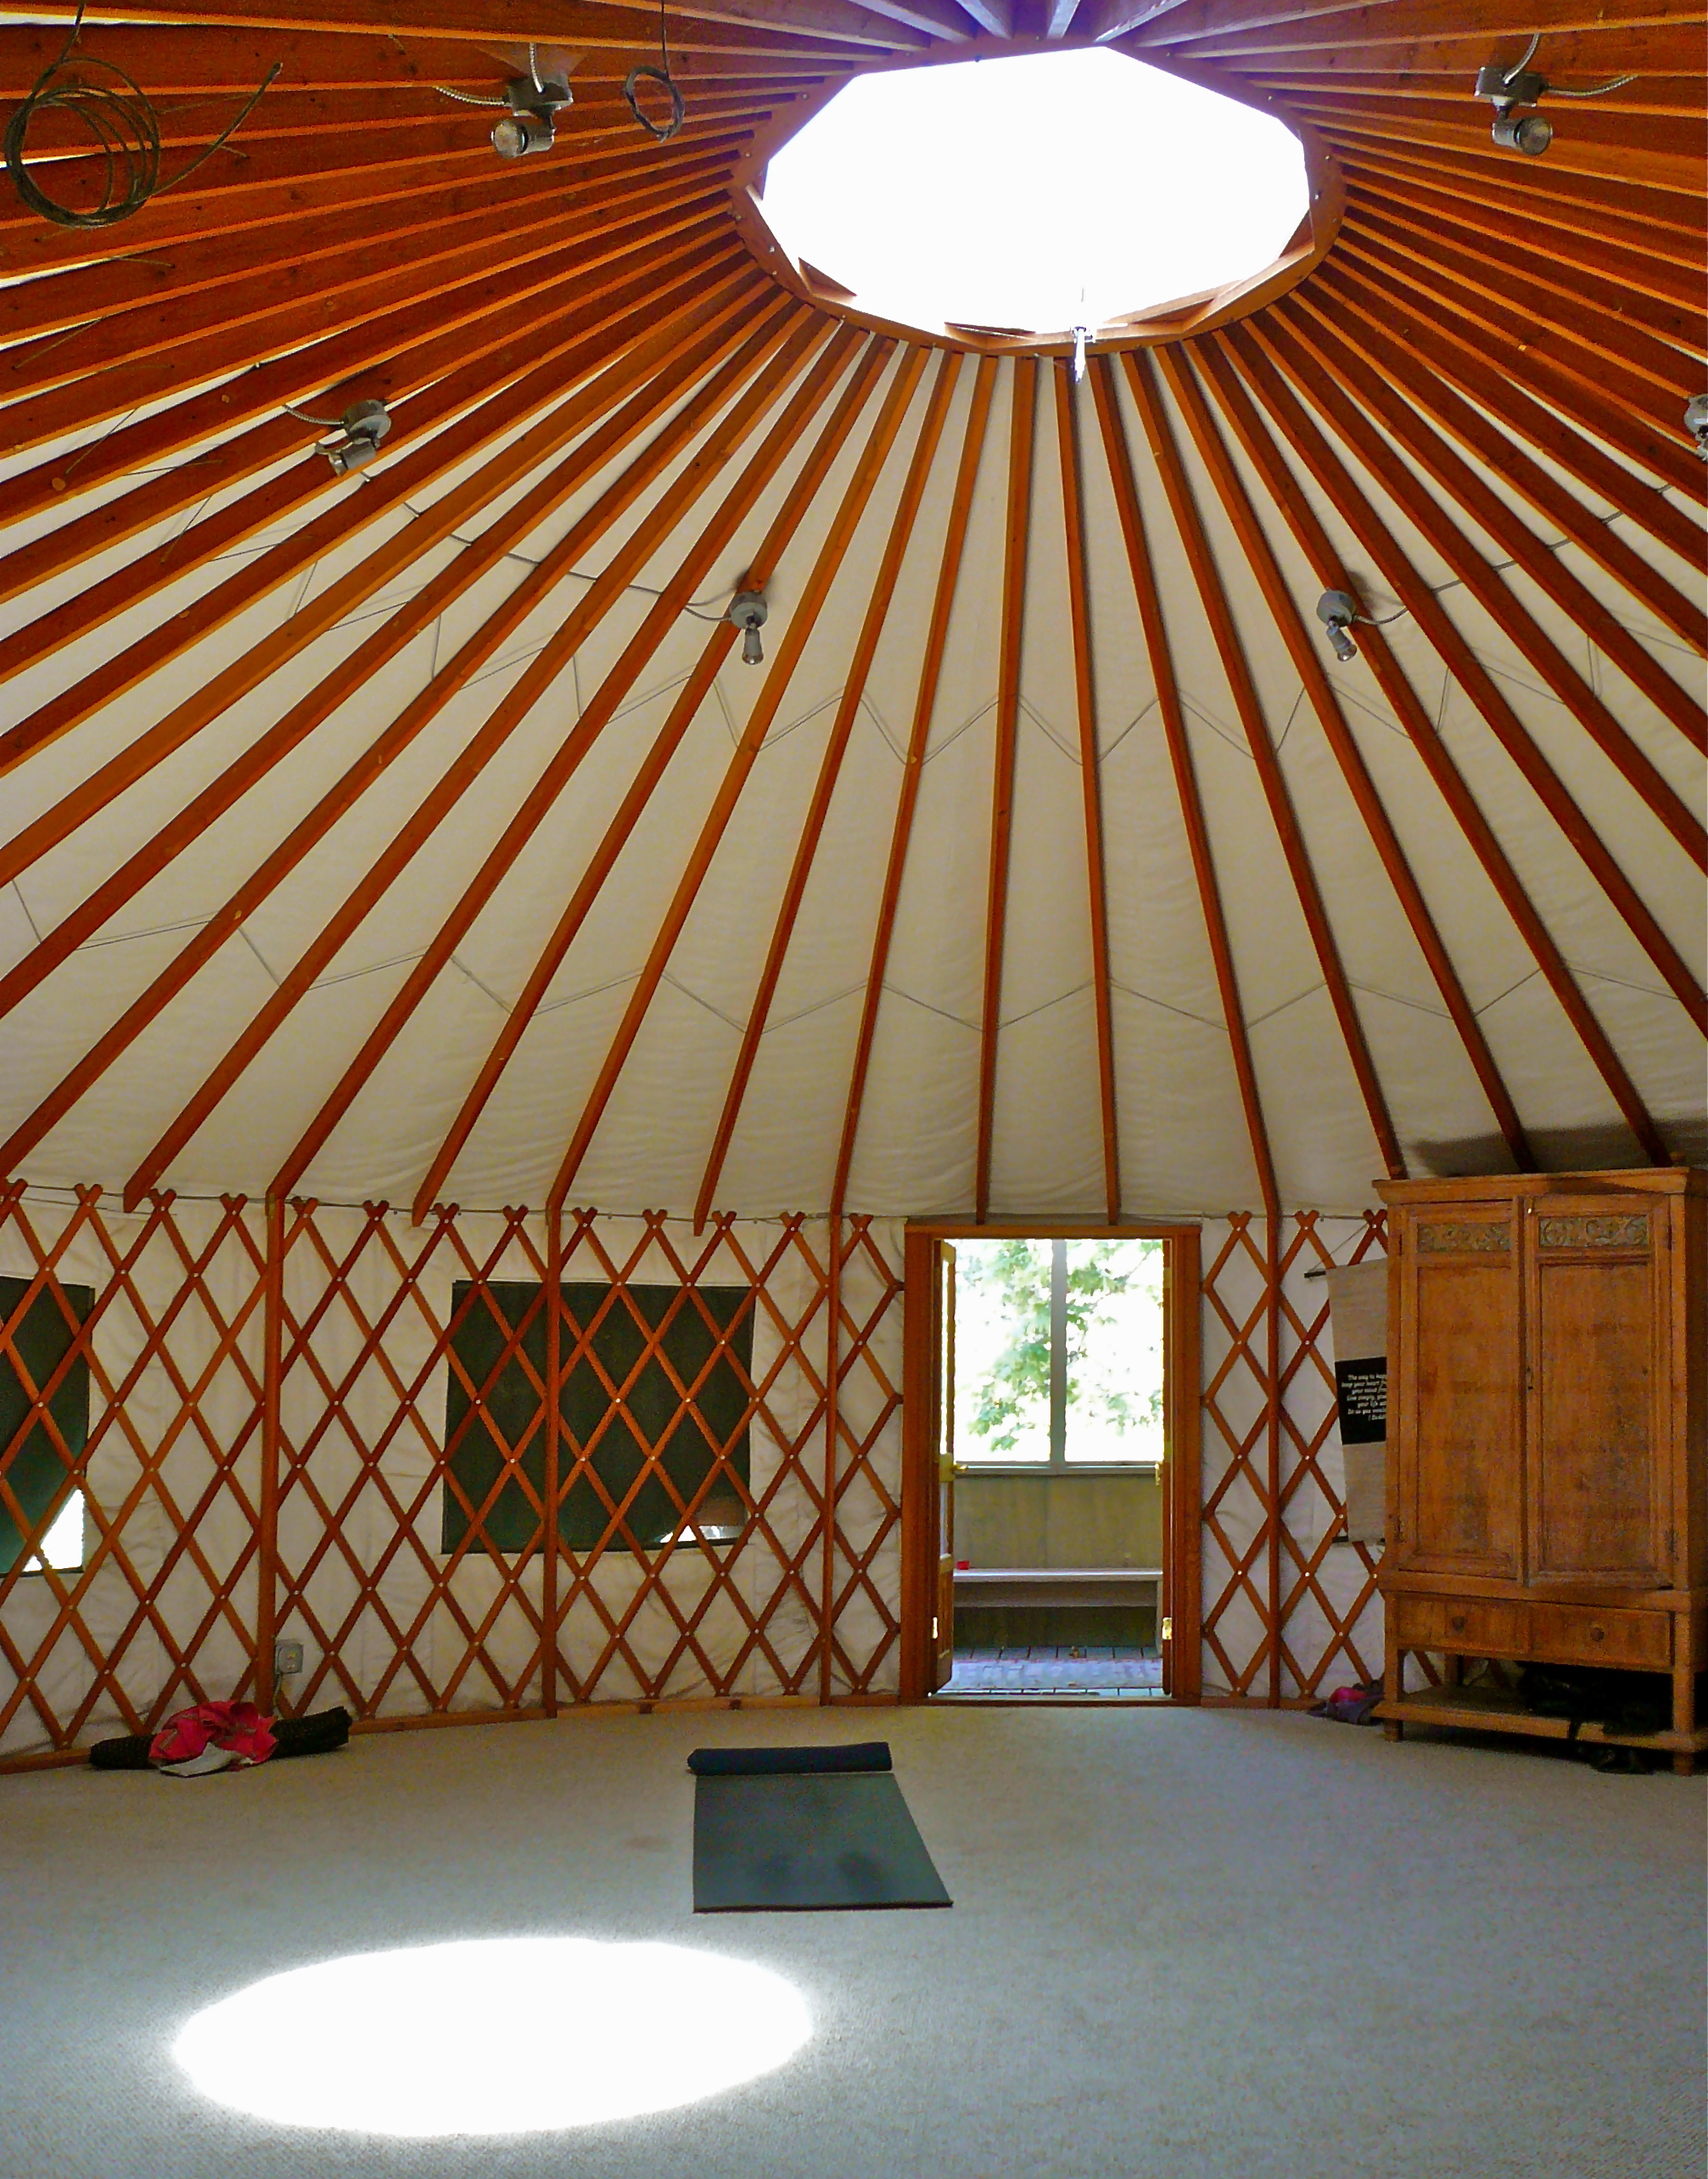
729;36;1344;357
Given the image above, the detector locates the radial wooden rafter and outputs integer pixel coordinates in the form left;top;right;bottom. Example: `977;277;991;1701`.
0;0;1697;1222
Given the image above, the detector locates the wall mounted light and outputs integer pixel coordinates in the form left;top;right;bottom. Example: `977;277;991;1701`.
1686;394;1708;460
727;591;768;664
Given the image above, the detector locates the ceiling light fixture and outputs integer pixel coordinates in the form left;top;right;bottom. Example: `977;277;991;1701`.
433;43;574;159
285;397;391;475
1476;35;1635;156
727;591;768;664
1316;589;1362;663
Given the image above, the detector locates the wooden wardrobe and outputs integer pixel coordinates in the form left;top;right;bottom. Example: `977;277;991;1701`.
1375;1168;1705;1773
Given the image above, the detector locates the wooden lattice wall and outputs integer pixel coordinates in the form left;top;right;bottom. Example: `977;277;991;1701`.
1;1185;1392;1764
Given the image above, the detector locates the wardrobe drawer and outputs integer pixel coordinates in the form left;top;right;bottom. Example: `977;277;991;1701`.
1392;1594;1529;1655
1529;1603;1672;1670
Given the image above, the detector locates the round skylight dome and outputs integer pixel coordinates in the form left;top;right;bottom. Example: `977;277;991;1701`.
750;48;1315;344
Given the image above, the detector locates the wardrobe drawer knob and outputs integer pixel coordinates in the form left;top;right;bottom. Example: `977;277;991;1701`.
1589;1624;1605;1643
1448;1613;1466;1633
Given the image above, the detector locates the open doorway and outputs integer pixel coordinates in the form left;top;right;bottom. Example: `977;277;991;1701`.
901;1224;1201;1704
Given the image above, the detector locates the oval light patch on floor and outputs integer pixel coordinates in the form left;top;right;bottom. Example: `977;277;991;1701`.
173;1936;811;2136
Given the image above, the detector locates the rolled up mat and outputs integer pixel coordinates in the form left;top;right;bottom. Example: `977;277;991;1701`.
687;1740;891;1776
87;1706;351;1770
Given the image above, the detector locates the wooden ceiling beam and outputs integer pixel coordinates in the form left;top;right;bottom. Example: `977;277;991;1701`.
831;356;1000;1215
2;173;731;459
1052;362;1121;1221
1352;171;1704;316
956;0;1014;29
0;87;779;274
1168;344;1534;1171
1128;346;1406;1180
0;141;732;355
0;288;788;1039
846;0;974;36
974;357;1039;1224
0;300;807;1191
411;335;923;1222
540;342;913;1214
1332;139;1705;268
2;179;730;412
0;240;748;812
0;235;743;712
1341;204;1702;400
1340;188;1707;356
1213;325;1673;1163
689;349;959;1230
1303;101;1703;199
0;116;750;283
0;21;837;91
1087;350;1279;1218
123;315;853;1207
1274;298;1708;850
0;1;898;57
1296;283;1706;660
1249;311;1706;1034
1330;233;1706;501
1046;1;1086;31
1248;68;1700;125
1170;20;1704;70
1126;0;1708;51
1314;259;1707;567
252;320;865;1202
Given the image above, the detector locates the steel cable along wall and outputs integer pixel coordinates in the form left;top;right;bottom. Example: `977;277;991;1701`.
0;0;1697;1225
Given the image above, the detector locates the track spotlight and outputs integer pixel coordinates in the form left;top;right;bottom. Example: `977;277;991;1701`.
727;591;768;665
492;71;571;157
1687;395;1708;459
322;399;390;475
1490;109;1552;154
1476;35;1634;156
1316;590;1360;664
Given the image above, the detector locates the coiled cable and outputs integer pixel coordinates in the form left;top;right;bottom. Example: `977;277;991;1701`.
4;2;279;231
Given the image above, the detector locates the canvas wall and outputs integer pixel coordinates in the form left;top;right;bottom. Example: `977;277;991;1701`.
1;1185;1383;1762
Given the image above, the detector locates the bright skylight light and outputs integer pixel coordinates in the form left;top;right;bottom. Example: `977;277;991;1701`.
759;48;1310;336
173;1937;811;2137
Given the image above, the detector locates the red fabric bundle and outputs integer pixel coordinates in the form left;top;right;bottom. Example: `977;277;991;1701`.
149;1700;277;1770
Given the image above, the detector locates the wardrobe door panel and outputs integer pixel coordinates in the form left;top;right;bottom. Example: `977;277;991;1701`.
1395;1211;1523;1579
1528;1197;1666;1586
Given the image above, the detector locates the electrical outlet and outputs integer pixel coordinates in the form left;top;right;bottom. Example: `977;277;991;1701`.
273;1638;305;1678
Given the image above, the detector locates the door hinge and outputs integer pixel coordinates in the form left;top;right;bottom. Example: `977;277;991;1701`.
1161;1616;1173;1642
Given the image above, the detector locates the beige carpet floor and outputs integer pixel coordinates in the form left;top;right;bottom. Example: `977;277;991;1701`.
0;1703;1702;2179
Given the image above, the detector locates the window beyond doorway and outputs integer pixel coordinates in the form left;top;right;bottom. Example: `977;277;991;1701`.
954;1237;1165;1468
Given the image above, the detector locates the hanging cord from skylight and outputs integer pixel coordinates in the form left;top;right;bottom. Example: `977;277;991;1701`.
3;0;280;229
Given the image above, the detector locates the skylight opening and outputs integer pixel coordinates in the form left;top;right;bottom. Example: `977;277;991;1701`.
757;48;1311;339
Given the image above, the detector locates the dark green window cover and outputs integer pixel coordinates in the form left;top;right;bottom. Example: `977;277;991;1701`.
440;1281;753;1558
0;1274;93;1578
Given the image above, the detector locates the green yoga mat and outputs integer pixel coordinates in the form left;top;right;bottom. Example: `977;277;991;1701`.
692;1771;952;1912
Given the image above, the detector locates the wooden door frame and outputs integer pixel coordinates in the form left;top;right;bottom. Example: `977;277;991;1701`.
899;1219;1202;1702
